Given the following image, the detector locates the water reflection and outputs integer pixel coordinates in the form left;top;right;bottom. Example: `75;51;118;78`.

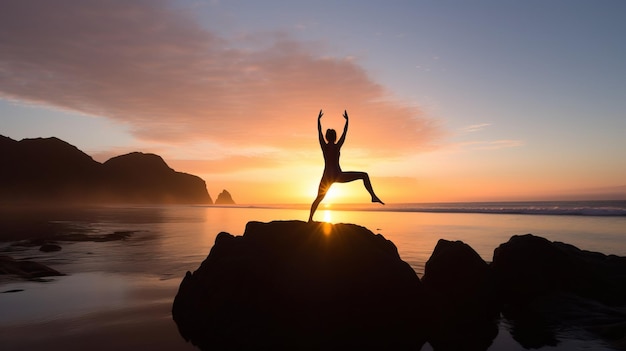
0;273;131;324
322;209;332;223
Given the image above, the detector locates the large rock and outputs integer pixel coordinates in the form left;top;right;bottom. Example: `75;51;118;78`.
492;234;626;305
172;220;425;350
422;239;499;350
492;234;626;350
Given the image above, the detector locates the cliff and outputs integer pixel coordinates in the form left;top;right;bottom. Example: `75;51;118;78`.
0;135;212;204
101;152;211;204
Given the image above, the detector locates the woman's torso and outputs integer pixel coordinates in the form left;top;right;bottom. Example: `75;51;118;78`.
322;143;341;178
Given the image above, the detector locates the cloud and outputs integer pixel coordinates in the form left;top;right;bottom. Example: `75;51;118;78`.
458;139;524;151
0;0;441;161
458;123;491;133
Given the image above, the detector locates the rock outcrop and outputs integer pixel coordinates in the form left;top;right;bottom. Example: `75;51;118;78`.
0;255;64;279
422;239;499;350
172;220;425;350
0;135;212;204
492;233;626;305
492;234;626;349
173;225;626;351
214;189;235;204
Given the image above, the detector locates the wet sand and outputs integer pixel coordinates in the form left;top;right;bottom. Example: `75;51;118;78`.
1;299;196;351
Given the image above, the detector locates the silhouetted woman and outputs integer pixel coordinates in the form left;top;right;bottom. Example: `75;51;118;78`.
308;109;384;222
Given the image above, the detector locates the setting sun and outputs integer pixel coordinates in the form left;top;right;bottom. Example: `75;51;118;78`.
322;209;333;223
322;186;341;203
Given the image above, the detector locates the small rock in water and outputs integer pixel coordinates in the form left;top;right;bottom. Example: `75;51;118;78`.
2;289;24;293
39;243;62;252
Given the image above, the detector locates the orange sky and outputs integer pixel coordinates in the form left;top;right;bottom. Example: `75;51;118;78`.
1;1;625;204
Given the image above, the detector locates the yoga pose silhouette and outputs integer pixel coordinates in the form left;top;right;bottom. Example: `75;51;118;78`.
308;109;384;222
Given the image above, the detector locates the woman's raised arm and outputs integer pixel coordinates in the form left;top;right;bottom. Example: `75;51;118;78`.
337;110;349;147
317;109;325;146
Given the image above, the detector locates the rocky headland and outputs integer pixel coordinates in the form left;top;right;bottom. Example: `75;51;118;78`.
0;135;212;204
173;220;626;350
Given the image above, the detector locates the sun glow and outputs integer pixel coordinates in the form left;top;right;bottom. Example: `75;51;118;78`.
321;217;333;235
323;185;341;203
322;209;333;223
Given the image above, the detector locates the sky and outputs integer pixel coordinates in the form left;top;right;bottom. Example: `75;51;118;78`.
1;0;625;204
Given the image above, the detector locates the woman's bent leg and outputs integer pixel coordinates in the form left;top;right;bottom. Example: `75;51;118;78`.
338;172;384;204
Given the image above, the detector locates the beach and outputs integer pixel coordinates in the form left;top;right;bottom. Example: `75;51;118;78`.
1;202;625;350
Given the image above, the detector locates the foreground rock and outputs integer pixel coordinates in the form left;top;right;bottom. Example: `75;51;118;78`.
492;234;626;349
492;233;626;305
172;220;425;350
422;239;499;350
173;225;626;350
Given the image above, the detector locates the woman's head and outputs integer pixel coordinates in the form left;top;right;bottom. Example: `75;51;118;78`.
325;129;337;143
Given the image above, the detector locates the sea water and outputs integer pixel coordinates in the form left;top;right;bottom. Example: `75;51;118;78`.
0;202;624;350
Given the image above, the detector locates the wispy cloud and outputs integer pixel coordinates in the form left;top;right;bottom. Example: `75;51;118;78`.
0;0;441;162
458;123;491;133
458;139;524;151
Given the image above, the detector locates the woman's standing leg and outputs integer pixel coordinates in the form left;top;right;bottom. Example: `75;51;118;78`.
309;181;330;222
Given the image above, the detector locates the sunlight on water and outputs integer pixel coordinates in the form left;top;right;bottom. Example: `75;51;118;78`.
322;209;332;223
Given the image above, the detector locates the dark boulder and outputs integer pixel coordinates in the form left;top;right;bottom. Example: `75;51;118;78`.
172;220;425;350
422;239;499;351
492;234;626;305
39;243;62;252
492;234;626;350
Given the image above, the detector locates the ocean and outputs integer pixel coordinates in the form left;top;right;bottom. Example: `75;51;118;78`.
1;201;625;350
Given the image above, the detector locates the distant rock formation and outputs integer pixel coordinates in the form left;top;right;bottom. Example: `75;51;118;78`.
172;220;425;350
173;224;626;350
101;152;211;204
0;135;212;204
214;189;235;204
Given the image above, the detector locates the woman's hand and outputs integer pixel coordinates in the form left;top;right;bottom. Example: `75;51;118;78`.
343;110;349;120
318;109;323;119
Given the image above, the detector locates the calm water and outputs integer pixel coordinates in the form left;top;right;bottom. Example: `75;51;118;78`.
1;204;625;350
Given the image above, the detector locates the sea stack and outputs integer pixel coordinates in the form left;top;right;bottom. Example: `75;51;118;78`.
214;189;235;204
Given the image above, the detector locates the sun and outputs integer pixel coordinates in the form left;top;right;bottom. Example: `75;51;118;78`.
323;185;342;203
322;209;333;223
